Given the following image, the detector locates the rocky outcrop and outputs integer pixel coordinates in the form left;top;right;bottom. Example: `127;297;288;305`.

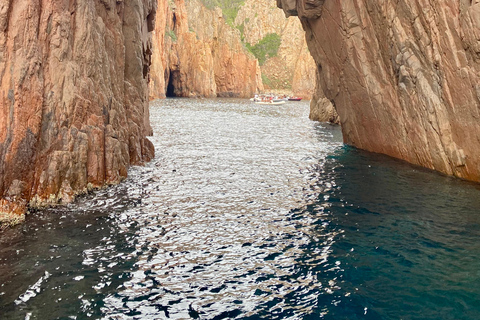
236;0;315;98
149;0;262;99
0;0;156;224
309;69;339;124
278;0;480;182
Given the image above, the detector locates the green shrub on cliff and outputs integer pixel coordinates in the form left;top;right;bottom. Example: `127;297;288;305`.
199;0;245;26
261;74;272;87
166;29;177;42
237;22;245;40
246;33;281;66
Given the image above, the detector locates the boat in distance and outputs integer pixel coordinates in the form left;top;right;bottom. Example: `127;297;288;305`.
254;100;286;105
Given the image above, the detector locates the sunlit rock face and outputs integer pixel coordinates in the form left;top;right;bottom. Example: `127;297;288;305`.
149;0;169;100
278;0;480;181
0;0;156;223
149;0;262;99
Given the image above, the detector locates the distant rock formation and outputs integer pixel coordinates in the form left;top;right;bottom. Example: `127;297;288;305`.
278;0;480;181
149;0;262;99
0;0;156;224
236;0;316;99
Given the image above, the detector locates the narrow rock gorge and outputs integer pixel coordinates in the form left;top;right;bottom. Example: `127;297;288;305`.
278;0;480;181
235;0;316;99
149;0;318;100
0;0;156;224
149;0;263;99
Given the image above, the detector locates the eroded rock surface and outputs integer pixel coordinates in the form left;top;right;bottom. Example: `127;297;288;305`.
0;0;156;223
278;0;480;181
149;0;262;99
309;68;339;124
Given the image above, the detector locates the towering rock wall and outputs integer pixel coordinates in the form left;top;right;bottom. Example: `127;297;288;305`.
236;0;316;98
278;0;480;182
149;0;262;99
0;0;156;224
149;0;169;100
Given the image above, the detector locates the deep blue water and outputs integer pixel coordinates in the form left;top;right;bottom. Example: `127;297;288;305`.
1;98;480;319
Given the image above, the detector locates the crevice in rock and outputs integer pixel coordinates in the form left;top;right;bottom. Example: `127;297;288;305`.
147;11;155;32
166;70;179;97
172;12;177;30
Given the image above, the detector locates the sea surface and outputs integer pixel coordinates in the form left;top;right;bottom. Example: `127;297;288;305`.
1;98;480;319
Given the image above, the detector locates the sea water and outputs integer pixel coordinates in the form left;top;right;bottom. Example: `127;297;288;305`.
1;98;479;319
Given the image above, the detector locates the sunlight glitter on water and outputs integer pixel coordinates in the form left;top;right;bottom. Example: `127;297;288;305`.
95;99;344;318
0;98;343;319
3;98;479;319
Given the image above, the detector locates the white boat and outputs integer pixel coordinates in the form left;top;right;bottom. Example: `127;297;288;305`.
255;100;286;105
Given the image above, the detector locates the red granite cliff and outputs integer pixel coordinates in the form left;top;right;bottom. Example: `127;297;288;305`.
149;0;262;99
278;0;480;181
0;0;157;224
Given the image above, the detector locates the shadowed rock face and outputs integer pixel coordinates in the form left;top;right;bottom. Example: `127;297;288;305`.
278;0;480;182
0;0;156;223
309;67;339;124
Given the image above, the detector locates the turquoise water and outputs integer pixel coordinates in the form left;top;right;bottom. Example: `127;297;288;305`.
1;99;480;319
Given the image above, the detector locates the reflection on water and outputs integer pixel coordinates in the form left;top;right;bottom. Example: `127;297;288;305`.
1;98;480;319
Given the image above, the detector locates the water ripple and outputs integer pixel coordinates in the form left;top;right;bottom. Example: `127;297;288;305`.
2;99;480;319
91;99;343;319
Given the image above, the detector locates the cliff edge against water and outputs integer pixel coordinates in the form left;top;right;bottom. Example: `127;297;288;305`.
278;0;480;181
0;0;156;224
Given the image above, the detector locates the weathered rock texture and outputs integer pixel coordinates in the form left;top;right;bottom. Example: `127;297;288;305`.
309;68;339;124
149;0;169;100
278;0;480;181
236;0;315;98
149;0;262;99
0;0;156;223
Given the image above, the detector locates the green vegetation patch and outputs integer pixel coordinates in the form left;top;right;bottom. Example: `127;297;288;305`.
261;74;292;90
199;0;245;26
237;22;245;40
236;17;249;40
246;33;281;66
166;29;177;42
261;74;272;87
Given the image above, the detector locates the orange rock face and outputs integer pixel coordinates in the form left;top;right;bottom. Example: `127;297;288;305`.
0;0;157;222
149;0;169;100
278;0;480;181
149;0;262;99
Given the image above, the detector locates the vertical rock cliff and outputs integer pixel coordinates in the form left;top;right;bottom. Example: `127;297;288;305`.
278;0;480;181
149;0;169;100
0;0;156;224
149;0;262;99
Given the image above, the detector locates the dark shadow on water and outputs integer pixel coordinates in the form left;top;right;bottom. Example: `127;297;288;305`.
262;146;480;320
0;185;143;319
